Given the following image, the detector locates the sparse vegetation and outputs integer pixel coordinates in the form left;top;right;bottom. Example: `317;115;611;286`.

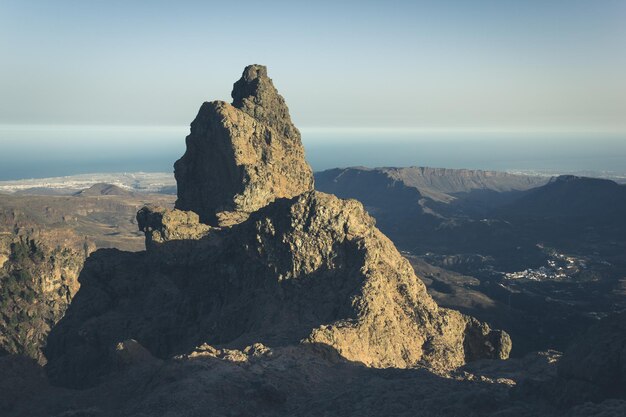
9;239;44;263
0;232;86;363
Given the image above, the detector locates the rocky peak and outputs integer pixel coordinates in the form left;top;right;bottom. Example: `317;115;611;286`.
231;64;299;140
174;65;314;227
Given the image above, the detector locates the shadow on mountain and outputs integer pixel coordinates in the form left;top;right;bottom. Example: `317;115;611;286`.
43;189;512;392
9;319;626;416
44;232;364;388
4;341;566;417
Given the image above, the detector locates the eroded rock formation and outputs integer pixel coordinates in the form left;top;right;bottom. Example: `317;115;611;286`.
174;65;314;226
45;65;510;389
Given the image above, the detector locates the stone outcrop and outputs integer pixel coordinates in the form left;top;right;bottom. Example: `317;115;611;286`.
136;205;211;248
44;65;510;388
174;64;314;226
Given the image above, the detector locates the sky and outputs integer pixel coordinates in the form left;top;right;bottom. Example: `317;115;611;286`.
1;0;625;131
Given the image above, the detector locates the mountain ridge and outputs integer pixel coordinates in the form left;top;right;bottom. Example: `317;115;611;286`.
316;166;549;204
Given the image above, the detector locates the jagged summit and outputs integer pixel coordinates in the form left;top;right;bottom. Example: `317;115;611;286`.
231;64;300;140
174;65;313;227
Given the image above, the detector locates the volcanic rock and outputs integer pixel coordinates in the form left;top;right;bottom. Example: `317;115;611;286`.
174;64;314;226
44;65;510;388
136;205;211;248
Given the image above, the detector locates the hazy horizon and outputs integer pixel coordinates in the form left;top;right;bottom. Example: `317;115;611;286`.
1;0;625;131
1;123;625;181
1;1;625;180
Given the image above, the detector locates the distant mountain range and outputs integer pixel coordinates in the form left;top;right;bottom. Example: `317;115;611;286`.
500;174;626;220
1;167;624;197
315;166;549;215
316;166;626;255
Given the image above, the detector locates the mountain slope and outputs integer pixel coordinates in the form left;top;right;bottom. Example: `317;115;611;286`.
0;230;90;363
74;183;134;197
384;166;548;201
316;166;548;205
498;175;626;220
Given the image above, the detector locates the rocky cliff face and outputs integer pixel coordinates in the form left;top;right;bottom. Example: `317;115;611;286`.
45;65;510;388
47;191;511;386
0;228;92;363
174;65;314;227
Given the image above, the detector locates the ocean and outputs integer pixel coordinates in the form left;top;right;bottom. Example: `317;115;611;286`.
1;125;625;181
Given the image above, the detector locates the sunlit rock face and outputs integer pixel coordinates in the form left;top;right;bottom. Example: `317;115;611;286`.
174;64;314;227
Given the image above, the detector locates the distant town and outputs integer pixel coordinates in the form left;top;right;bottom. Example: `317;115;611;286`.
503;245;599;282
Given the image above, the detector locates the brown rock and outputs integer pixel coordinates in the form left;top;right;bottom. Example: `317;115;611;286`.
5;344;556;417
174;64;314;226
46;191;510;387
136;205;211;248
45;65;510;388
